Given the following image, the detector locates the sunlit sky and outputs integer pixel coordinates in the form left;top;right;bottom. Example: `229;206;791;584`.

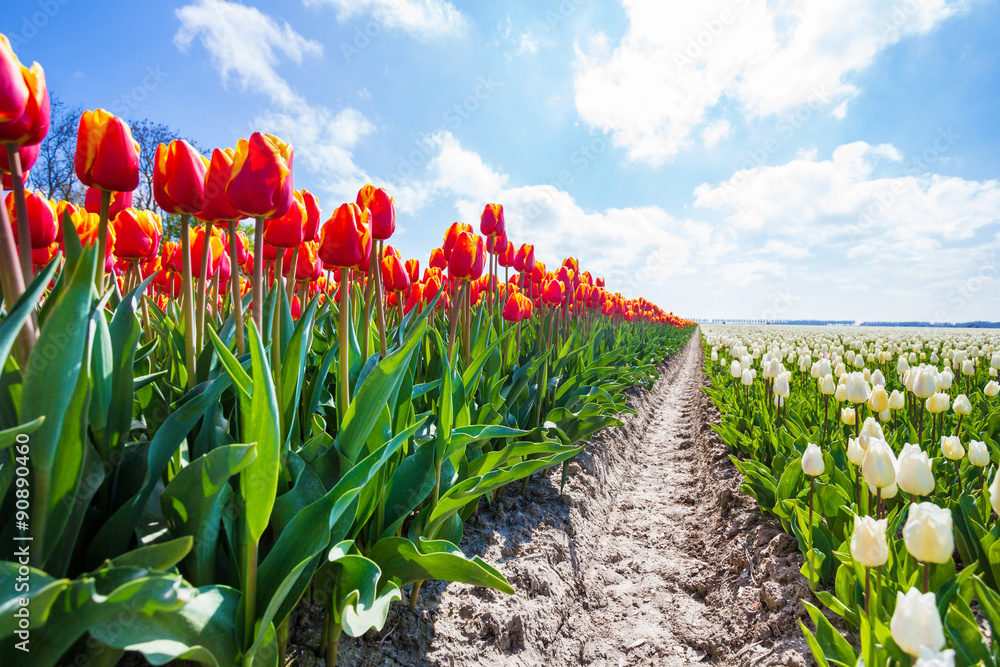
4;0;999;322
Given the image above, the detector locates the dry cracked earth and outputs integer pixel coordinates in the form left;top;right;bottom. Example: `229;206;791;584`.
288;333;813;666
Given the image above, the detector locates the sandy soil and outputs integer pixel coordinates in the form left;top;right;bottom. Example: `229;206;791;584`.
288;333;812;666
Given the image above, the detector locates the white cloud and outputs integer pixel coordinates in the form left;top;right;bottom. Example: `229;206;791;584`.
574;0;968;164
175;0;322;107
702;119;731;148
304;0;466;39
175;0;374;202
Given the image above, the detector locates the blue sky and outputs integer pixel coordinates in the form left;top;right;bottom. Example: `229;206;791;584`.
4;0;999;322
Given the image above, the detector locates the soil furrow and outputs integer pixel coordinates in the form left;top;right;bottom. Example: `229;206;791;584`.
289;333;813;666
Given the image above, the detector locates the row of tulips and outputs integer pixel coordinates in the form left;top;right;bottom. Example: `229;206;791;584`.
703;325;1000;667
0;33;694;666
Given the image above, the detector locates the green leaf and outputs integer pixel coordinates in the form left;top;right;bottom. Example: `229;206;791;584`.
0;258;57;370
160;444;257;586
89;584;241;667
109;536;194;571
338;319;427;463
368;537;514;593
241;322;282;543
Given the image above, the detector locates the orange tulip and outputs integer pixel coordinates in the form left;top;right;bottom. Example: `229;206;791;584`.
154;139;209;215
428;247;446;270
480;203;504;237
404;258;419;284
405;281;424;314
448;231;481;280
264;189;306;248
112;208;162;259
301;189;322;242
199;147;242;223
0;36;49;146
31;241;58;267
381;252;410;292
513;243;534;273
226;132;294;219
74;109;140;192
541;279;565;305
5;190;55;249
68;207;116;271
85;186;132;218
190;226;225;279
356;184;394;240
0;35;28;124
318;202;371;269
226;228;250;266
442;222;473;260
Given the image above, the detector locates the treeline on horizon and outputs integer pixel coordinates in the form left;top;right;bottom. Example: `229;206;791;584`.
695;319;1000;328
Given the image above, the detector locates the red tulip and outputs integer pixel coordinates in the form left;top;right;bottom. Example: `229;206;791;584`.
154;139;208;215
264;189;306;248
404;258;420;284
429;247;447;270
112;208;161;260
318;202;371;269
226;228;250;266
191;226;225;279
85;186;133;217
199;147;242;223
442;222;473;260
480;203;504;236
542;279;565;305
448;231;481;280
0;37;50;146
356;184;394;240
301;189;322;242
0;143;39;174
513;243;534;273
226;132;294;219
32;241;58;267
74;109;140;192
405;281;424;314
5;190;55;249
381;252;410;292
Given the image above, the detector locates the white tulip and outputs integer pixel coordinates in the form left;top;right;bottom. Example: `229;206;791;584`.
903;502;954;564
862;438;896;489
850;515;889;568
802;443;825;477
897;444;935;497
969;440;990;467
941;435;965;461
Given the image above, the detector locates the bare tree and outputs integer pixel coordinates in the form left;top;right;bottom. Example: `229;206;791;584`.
31;96;85;204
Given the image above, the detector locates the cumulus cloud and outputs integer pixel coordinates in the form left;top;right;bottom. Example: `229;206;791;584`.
574;0;968;164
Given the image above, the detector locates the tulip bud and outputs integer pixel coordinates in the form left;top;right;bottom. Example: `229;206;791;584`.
897;356;911;374
847;437;866;467
730;360;741;379
859;417;884;449
356;184;395;240
318;203;371;270
987;380;1000;397
870;369;886;387
868;385;889;413
903;502;954;564
841;407;856;426
889;389;905;410
941;435;965;461
741;369;754;386
890;588;946;657
835;384;847;402
861;437;896;488
962;359;976;376
953;394;972;416
226;132;294;219
820;374;836;395
990;470;1000;517
897;444;935;497
112;208;161;260
801;443;824;477
74;109;141;192
969;440;990;467
926;392;950;415
773;373;790;398
913;368;937;399
850;515;889;568
914;647;955;667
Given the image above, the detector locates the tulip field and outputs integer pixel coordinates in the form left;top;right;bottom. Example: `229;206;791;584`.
703;325;1000;667
0;34;697;667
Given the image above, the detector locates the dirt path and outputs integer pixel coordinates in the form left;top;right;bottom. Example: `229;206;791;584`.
290;333;812;666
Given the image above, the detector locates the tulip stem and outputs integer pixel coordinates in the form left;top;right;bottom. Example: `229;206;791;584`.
285;245;299;303
5;145;34;283
251;216;265;334
374;240;388;359
338;268;351;424
196;225;212;352
0;201;32;364
864;566;871;617
180;214;198;390
226;220;245;355
923;561;929;594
